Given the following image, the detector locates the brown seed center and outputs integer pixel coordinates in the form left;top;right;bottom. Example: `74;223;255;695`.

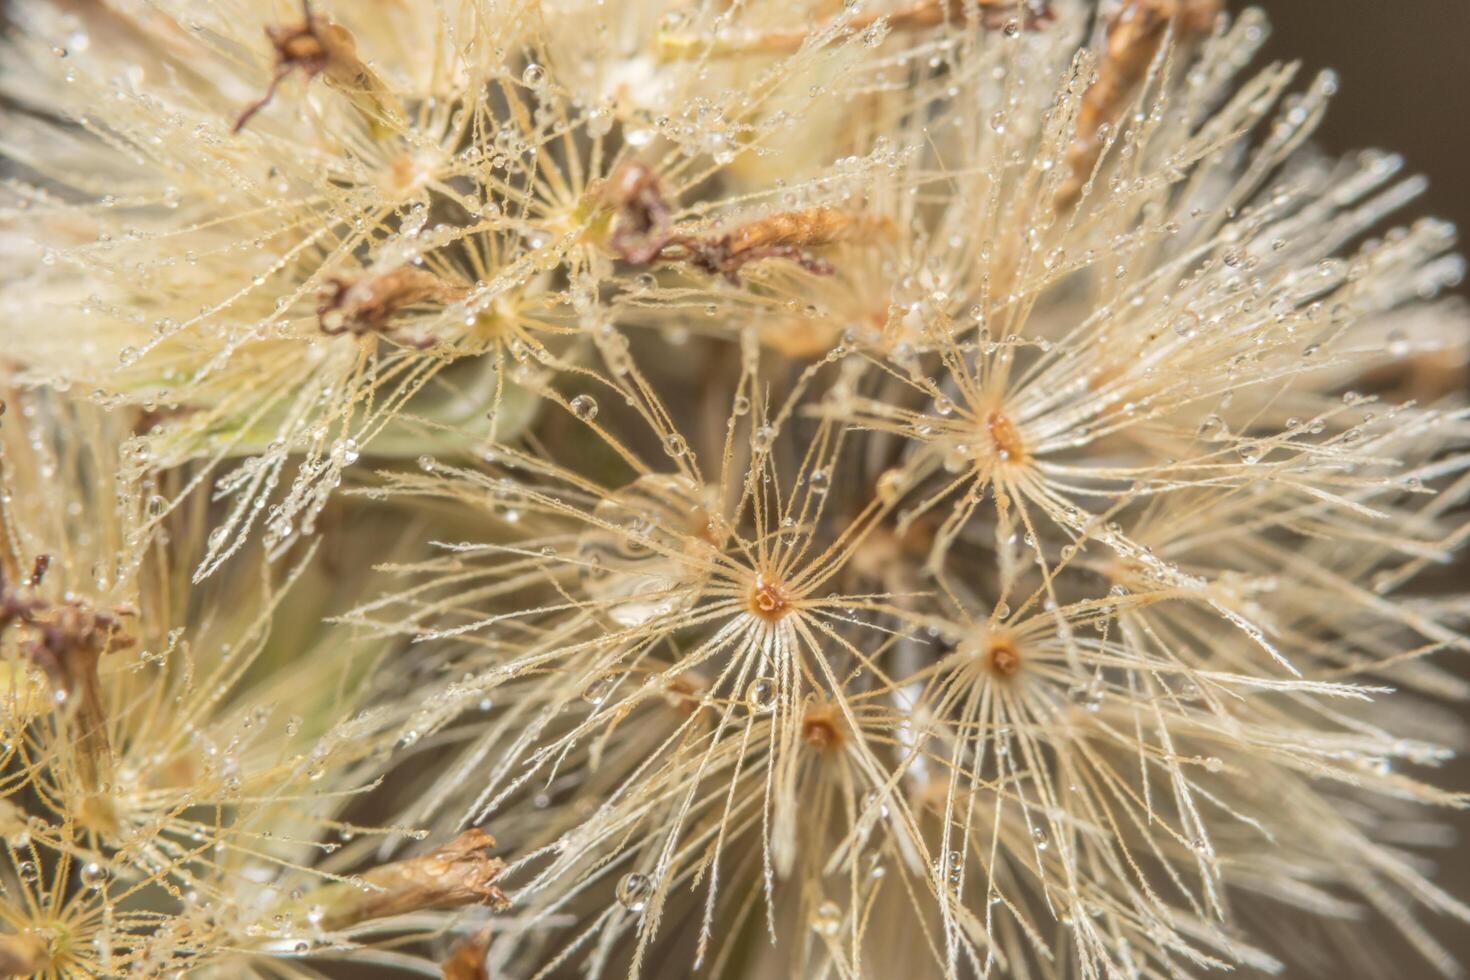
748;576;792;622
985;410;1026;464
985;639;1022;679
802;709;845;751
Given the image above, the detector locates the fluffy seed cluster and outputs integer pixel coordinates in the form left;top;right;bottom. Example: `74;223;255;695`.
2;1;1469;977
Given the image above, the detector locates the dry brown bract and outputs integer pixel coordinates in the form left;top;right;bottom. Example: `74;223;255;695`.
1057;0;1221;210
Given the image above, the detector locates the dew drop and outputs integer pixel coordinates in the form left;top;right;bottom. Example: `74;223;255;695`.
585;106;613;139
1196;414;1229;442
810;900;842;936
581;675;617;706
875;467;906;504
569;394;599;421
862;789;890;818
615;871;651;912
1171;311;1201;338
81;861;108;889
1068;683;1103;713
745;677;777;713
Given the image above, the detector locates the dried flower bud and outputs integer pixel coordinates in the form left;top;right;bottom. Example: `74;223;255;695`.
0;567;133;793
312;829;510;932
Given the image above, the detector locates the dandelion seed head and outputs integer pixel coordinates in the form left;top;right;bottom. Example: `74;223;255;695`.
3;0;1469;977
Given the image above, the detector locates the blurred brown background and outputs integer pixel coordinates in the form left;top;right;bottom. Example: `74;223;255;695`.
1252;1;1470;974
1257;0;1470;304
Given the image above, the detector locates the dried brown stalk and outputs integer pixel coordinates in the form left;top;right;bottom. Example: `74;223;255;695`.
663;207;896;283
1056;0;1221;211
606;168;893;282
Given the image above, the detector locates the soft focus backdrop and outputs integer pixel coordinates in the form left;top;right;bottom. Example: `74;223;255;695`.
1255;1;1470;972
1257;1;1470;303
